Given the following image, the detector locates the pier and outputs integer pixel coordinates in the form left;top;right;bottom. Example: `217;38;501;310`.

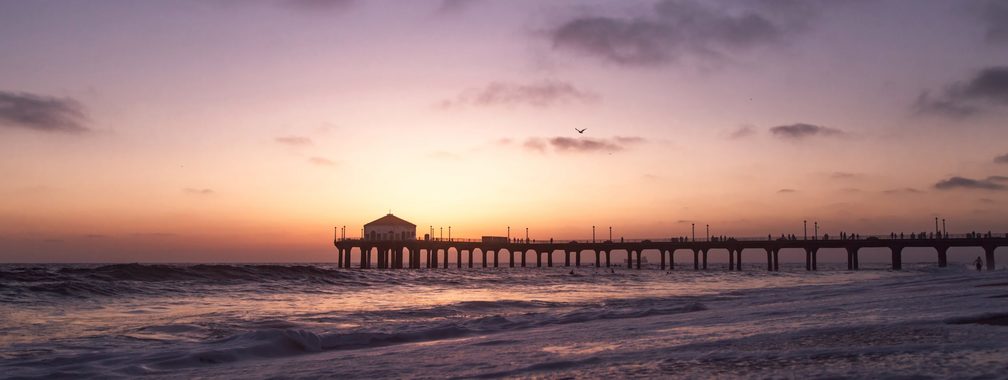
334;233;1006;271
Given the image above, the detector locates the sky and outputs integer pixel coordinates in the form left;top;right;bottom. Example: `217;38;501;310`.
1;0;1008;262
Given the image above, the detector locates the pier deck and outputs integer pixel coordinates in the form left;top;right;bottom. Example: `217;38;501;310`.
334;235;1006;271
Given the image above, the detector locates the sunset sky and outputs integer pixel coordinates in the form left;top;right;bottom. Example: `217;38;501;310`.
2;0;1008;262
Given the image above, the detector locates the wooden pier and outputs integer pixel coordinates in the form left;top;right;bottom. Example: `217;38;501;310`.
334;235;1006;271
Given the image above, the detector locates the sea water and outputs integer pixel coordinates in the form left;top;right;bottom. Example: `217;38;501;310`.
1;263;1006;378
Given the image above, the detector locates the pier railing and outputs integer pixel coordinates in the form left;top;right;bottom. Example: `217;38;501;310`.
336;232;1007;243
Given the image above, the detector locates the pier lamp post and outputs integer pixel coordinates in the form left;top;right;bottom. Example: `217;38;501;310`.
609;226;612;241
342;226;345;240
593;225;595;243
942;219;947;237
507;226;510;241
525;227;529;243
692;223;695;242
440;227;443;241
814;221;818;240
449;226;451;242
706;224;710;242
804;220;807;240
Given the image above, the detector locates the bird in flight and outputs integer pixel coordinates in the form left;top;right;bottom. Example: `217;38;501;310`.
575;128;586;134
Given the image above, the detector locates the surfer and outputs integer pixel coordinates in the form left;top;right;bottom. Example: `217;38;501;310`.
974;256;983;272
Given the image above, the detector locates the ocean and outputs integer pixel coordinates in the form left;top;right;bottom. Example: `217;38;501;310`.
1;263;1006;379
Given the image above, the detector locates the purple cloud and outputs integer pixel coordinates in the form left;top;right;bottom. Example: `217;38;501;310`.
915;66;1008;117
934;176;1006;191
0;91;88;133
441;80;597;108
549;0;824;66
770;123;845;139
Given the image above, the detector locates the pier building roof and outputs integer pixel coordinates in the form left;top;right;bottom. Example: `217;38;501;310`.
365;213;416;227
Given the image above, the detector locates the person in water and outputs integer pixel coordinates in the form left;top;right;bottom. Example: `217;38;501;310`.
974;256;983;271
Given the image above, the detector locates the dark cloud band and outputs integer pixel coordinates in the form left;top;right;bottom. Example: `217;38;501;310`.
934;176;1007;191
523;136;645;154
915;66;1008;117
548;0;821;66
0;91;88;133
769;123;844;139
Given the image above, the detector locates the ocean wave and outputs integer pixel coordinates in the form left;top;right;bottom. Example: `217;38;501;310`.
136;297;708;370
0;263;679;299
0;264;369;299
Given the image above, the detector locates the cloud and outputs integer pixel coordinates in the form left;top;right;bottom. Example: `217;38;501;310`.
438;0;479;13
614;136;645;144
274;136;312;146
523;138;547;152
183;188;214;195
979;0;1008;44
440;80;597;108
520;136;645;154
882;187;924;195
0;91;89;133
933;176;1006;191
769;123;844;139
830;171;859;179
548;0;822;67
914;66;1008;117
281;0;353;11
777;188;796;193
548;137;619;152
728;125;756;139
308;156;336;166
549;136;640;153
994;153;1008;164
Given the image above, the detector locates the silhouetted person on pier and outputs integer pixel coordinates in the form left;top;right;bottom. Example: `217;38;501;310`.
975;256;983;272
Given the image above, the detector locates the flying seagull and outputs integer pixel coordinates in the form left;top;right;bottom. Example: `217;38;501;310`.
575;128;586;134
